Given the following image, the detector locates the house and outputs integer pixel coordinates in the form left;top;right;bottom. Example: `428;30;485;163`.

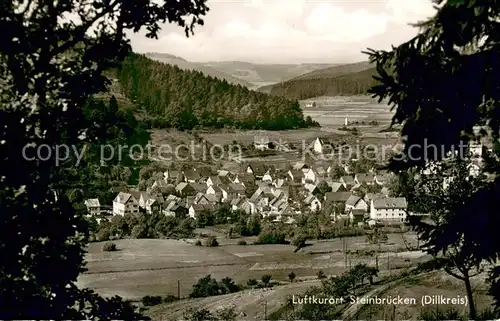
189;203;215;219
112;192;139;216
254;135;270;150
469;143;484;159
163;201;188;218
206;185;223;199
183;169;201;183
150;179;169;191
206;176;223;187
324;192;352;207
328;182;347;192
246;163;268;178
176;182;196;197
262;170;274;183
84;198;101;215
163;169;180;183
287;170;304;183
303;168;317;184
354;173;375;185
195;193;217;205
191;183;208;194
304;194;321;212
227;183;246;197
145;198;161;214
293;162;308;171
138;192;150;209
310;137;328;154
233;173;255;186
370;197;408;223
231;197;256;214
349;209;367;225
364;193;385;204
345;195;368;213
340;176;356;189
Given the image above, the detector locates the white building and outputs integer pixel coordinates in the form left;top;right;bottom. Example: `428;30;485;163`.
112;192;139;216
370;197;407;223
84;198;100;216
254;135;270;151
310;137;327;154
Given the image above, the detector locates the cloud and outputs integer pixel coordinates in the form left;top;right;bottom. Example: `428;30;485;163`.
129;0;438;63
304;4;390;42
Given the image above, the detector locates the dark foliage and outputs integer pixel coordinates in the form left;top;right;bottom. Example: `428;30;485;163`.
365;0;500;314
117;54;317;130
267;67;378;100
0;0;208;317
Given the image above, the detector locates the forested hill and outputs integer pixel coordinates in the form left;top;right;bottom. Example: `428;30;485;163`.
116;53;318;130
259;65;379;100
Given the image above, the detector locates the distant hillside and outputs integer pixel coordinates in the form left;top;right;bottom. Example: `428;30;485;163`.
258;62;379;100
290;61;372;80
145;52;336;88
204;61;336;87
116;53;318;130
145;53;253;87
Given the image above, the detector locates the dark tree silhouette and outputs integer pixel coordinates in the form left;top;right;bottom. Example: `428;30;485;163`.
365;0;500;316
0;0;208;318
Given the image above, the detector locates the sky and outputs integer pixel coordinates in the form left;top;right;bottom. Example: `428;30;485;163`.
129;0;438;64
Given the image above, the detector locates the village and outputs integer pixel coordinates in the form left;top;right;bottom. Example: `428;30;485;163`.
83;134;486;229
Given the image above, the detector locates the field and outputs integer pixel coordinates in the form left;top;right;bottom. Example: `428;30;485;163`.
147;96;398;171
77;233;425;300
354;270;493;320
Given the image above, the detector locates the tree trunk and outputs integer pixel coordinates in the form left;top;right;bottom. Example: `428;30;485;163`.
463;276;476;320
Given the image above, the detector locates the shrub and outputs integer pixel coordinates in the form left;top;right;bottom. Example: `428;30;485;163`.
102;242;117;252
317;270;326;279
194;240;202;246
163;295;178;303
205;236;218;247
141;295;162;306
237;240;247;245
261;275;272;287
247;278;258;287
288;272;296;282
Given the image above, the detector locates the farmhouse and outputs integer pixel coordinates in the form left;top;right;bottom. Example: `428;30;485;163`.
246;163;268;178
113;192;139;216
302;168;317;184
176;182;196;197
145;198;161;214
345;195;368;213
163;201;188;218
183;169;201;183
189;203;215;219
340;176;355;189
84;198;100;215
304;194;321;212
370;197;408;223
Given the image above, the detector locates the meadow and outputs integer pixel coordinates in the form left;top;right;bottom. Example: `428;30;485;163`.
77;233;424;300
